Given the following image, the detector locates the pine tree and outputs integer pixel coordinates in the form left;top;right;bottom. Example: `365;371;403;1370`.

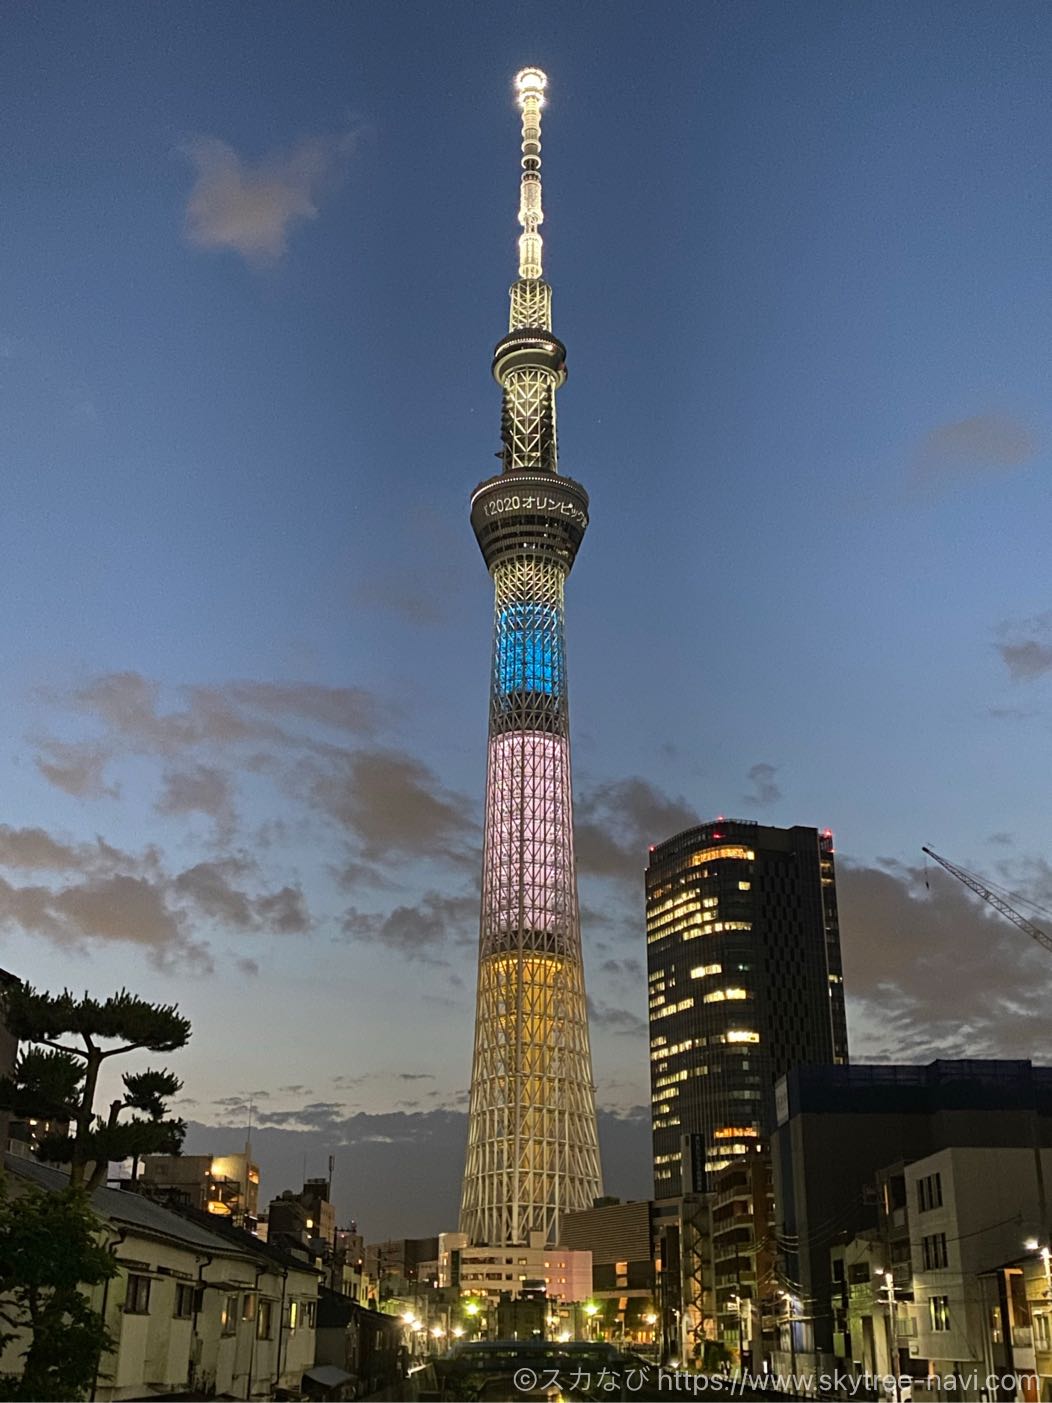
0;984;191;1191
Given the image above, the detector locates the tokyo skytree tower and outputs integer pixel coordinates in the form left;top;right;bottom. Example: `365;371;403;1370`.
460;68;603;1247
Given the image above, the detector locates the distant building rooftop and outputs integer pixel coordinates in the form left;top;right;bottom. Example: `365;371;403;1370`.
776;1058;1052;1124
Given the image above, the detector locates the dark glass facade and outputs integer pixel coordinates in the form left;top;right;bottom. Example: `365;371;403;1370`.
646;820;848;1197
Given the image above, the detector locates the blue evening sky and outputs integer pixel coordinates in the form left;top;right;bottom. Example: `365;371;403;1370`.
2;2;1050;1224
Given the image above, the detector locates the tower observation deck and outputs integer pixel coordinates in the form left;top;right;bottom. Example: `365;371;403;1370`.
459;68;603;1247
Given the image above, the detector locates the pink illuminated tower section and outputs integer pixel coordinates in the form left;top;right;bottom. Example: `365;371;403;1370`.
460;68;603;1247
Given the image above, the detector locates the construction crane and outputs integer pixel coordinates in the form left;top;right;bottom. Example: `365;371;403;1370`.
922;846;1052;956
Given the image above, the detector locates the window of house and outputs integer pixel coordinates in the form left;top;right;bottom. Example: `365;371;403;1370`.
922;1233;948;1270
173;1283;194;1318
242;1293;257;1321
917;1173;943;1212
304;1300;317;1329
124;1274;151;1315
221;1293;239;1335
928;1295;950;1332
990;1305;1003;1343
288;1299;299;1331
1034;1313;1051;1350
256;1299;274;1340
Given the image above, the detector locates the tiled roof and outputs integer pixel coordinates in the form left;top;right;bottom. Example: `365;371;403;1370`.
4;1153;256;1258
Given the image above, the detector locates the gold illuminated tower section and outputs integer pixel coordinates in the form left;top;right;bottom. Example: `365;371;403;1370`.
461;68;602;1247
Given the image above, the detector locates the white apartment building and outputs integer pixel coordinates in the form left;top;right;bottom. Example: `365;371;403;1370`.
905;1145;1052;1393
438;1231;592;1303
1;1153;319;1401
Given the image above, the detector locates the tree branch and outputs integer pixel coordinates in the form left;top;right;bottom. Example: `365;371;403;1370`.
38;1038;86;1059
99;1042;150;1060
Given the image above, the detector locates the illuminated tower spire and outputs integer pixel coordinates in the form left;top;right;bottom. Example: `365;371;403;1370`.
460;68;603;1247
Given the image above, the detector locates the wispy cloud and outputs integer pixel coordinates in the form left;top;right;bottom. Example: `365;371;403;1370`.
182;131;354;265
576;777;698;883
0;823;309;971
156;763;236;837
995;611;1052;681
742;761;781;807
913;413;1037;489
34;738;116;798
342;890;476;966
587;998;648;1038
306;749;477;864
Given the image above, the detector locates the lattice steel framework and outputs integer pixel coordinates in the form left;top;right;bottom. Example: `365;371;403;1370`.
460;69;602;1247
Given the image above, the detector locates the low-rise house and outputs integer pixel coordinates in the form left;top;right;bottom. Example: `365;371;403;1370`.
314;1287;404;1397
0;1153;319;1401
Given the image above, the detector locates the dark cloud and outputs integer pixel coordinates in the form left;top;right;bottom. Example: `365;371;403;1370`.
34;672;384;794
0;871;212;972
576;777;698;883
998;642;1052;680
342;890;476;964
172;859;309;934
184;1104;651;1239
331;858;395;892
994;612;1052;682
0;825;98;872
309;749;477;863
33;739;116;798
156;764;235;828
914;413;1037;485
0;822;309;967
182;130;354;266
218;682;383;736
839;858;1052;1061
742;762;781;807
599;956;644;982
256;1102;348;1132
588;998;648;1039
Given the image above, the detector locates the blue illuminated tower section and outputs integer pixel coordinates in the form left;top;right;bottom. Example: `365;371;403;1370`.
460;68;602;1247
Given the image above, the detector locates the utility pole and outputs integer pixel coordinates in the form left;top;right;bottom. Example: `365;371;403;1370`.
879;1270;899;1402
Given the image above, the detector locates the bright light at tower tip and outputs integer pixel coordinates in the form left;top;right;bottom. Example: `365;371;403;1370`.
515;67;547;105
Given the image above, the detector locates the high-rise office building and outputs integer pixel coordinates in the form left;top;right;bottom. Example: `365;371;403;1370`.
459;68;602;1247
646;819;848;1195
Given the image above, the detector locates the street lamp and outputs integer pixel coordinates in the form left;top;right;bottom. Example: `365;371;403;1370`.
730;1293;745;1375
779;1292;797;1376
584;1302;600;1341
